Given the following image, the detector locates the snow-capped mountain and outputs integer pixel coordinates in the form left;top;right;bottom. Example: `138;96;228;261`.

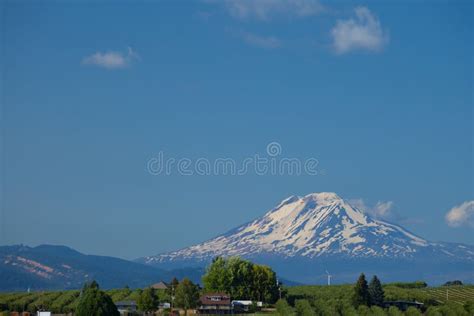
140;193;474;284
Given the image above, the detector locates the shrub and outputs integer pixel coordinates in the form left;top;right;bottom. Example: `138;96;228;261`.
387;306;404;316
276;298;294;316
295;299;314;316
425;306;442;316
369;305;386;316
464;301;474;314
405;306;422;316
356;305;370;316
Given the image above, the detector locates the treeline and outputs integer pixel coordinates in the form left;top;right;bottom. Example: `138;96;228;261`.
387;282;427;289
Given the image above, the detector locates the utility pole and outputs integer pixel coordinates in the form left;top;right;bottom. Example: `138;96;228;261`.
277;278;282;300
171;285;175;312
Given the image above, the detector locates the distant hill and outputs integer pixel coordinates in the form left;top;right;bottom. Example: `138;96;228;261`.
139;192;474;284
0;244;202;291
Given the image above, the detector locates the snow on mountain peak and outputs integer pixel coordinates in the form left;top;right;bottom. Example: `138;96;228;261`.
266;192;367;227
305;192;341;201
145;192;436;264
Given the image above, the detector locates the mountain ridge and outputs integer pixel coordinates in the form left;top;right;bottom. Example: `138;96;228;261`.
0;244;203;291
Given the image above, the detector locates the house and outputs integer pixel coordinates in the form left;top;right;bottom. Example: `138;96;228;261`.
151;281;169;290
197;293;232;314
383;301;424;311
115;300;138;314
232;300;263;313
232;300;253;313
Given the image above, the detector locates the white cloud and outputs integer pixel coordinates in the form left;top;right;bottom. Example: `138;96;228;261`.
349;198;394;220
82;47;139;69
241;32;281;49
445;201;474;227
331;6;388;54
214;0;324;20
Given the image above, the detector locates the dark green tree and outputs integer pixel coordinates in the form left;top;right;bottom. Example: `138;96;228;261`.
368;275;385;306
164;277;179;303
352;273;370;307
76;281;119;316
443;280;463;286
137;287;158;314
169;277;179;291
82;280;99;293
174;278;200;316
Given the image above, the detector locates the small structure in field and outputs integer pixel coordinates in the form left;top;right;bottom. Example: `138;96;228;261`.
231;300;262;313
232;300;253;313
115;300;138;314
197;293;232;314
150;281;169;290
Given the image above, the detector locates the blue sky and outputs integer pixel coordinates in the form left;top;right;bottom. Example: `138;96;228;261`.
1;0;472;259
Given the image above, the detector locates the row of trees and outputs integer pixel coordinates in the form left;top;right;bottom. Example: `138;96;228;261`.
277;298;474;316
353;273;385;307
202;256;280;303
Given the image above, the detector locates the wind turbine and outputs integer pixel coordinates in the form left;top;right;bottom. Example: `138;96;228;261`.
325;270;332;286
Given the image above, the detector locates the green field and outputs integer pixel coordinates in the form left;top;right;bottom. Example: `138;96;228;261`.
421;286;474;304
0;288;140;314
